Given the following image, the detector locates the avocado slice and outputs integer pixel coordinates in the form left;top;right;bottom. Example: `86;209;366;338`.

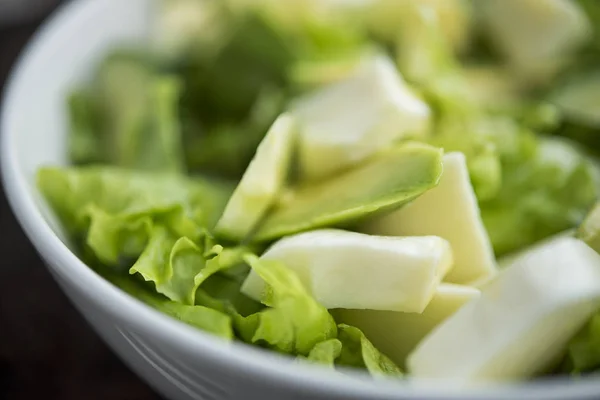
215;113;296;240
252;142;443;242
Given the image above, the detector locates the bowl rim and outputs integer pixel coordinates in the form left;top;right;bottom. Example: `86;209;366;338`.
3;0;600;398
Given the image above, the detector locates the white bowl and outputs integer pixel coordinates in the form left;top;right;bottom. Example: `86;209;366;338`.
3;1;600;399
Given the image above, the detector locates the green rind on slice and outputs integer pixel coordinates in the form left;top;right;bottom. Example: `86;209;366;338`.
215;113;297;240
252;142;443;242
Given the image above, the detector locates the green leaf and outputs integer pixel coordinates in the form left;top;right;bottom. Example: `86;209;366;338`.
67;89;104;165
244;255;337;356
337;324;402;377
37;166;234;264
481;136;598;255
101;269;233;339
69;50;186;172
129;229;251;306
183;86;287;179
129;227;206;305
194;246;251;288
306;339;343;367
562;312;600;373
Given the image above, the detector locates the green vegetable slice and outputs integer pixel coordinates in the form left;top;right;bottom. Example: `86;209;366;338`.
215;113;296;240
253;142;443;242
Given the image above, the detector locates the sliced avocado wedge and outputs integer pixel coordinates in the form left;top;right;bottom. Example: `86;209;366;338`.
252;142;443;242
215;113;297;240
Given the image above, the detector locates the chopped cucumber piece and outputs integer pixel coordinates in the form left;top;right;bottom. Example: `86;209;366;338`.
333;283;480;368
292;54;431;181
242;229;453;312
364;152;497;285
408;237;600;383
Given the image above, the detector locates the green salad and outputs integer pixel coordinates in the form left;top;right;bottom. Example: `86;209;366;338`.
37;0;600;384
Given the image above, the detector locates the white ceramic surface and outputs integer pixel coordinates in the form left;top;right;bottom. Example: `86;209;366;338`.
3;0;600;399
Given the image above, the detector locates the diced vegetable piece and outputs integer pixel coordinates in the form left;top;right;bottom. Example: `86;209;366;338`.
252;142;443;242
479;0;591;83
242;229;453;312
551;70;600;127
407;237;600;383
393;0;458;85
155;0;226;58
367;0;472;53
292;54;431;181
333;283;480;368
215;114;296;240
364;152;497;284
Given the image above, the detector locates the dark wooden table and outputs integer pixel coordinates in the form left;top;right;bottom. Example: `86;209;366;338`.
0;8;162;400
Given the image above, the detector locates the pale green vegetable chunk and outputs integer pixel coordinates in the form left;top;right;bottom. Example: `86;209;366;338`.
333;283;480;368
393;0;460;85
364;152;497;285
479;0;591;84
292;53;431;181
408;237;600;384
215;113;296;240
252;142;443;242
242;229;453;312
367;0;472;53
551;71;600;127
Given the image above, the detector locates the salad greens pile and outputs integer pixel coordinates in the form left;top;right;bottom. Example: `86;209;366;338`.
37;0;600;382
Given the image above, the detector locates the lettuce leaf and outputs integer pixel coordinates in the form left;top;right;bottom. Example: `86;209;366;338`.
68;89;104;165
129;229;249;305
37;166;234;265
562;312;600;374
101;268;234;339
337;324;402;377
481;136;598;255
70;51;186;172
306;339;343;367
423;59;597;255
244;255;337;356
176;10;294;178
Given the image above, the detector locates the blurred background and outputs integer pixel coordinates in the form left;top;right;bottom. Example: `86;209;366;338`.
0;1;162;399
